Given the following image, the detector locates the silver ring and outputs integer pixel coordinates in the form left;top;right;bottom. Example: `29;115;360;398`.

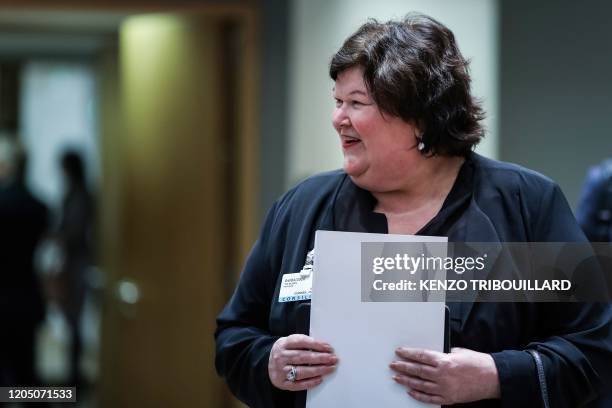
286;365;297;382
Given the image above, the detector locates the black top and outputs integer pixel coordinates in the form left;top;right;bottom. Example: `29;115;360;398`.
215;153;612;407
0;181;48;324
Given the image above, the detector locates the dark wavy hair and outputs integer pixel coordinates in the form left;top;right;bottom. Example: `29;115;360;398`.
329;13;485;156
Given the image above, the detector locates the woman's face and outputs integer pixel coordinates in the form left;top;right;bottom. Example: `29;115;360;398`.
332;66;421;192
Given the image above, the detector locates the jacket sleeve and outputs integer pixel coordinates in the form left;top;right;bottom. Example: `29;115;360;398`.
214;201;288;407
491;183;612;407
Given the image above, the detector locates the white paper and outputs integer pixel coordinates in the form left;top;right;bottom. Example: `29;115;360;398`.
307;231;448;408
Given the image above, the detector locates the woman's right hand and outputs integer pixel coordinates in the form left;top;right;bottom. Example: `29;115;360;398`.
268;334;338;391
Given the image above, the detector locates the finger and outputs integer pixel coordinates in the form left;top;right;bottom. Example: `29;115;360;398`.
292;365;337;381
282;349;338;365
408;389;446;405
389;361;436;380
450;347;468;354
396;347;443;367
285;334;333;352
284;376;324;391
393;373;439;394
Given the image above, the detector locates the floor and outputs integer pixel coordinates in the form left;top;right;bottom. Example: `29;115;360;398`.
31;292;101;408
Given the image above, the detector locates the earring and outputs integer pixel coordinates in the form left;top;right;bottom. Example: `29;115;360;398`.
416;134;425;152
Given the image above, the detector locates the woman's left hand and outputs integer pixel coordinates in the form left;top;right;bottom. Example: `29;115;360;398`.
390;347;501;405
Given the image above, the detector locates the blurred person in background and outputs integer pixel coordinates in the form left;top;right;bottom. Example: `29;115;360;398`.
52;149;95;387
576;159;612;242
575;159;612;408
0;135;49;387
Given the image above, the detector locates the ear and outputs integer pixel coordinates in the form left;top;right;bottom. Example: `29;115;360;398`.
412;125;424;141
413;120;426;138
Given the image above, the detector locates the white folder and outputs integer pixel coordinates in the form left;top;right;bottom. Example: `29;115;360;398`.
307;230;447;408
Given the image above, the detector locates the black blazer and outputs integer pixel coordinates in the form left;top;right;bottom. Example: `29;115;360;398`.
0;181;48;325
215;153;612;407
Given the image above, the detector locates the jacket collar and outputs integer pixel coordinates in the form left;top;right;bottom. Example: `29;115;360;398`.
318;153;506;328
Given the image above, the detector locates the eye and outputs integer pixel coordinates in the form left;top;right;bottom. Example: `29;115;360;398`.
334;98;343;108
351;100;364;107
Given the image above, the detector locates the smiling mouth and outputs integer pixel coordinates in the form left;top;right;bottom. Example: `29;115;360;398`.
342;135;361;148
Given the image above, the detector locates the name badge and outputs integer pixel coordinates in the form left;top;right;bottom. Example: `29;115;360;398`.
278;273;312;302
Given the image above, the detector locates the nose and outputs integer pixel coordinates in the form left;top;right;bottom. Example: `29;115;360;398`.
332;105;350;131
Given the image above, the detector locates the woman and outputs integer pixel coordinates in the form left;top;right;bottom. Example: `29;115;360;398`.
215;14;612;407
55;150;94;386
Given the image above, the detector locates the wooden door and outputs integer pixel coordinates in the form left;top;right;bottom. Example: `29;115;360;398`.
97;9;257;407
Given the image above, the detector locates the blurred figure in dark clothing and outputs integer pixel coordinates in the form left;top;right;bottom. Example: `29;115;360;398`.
55;149;94;387
576;159;612;408
576;159;612;242
0;136;48;387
